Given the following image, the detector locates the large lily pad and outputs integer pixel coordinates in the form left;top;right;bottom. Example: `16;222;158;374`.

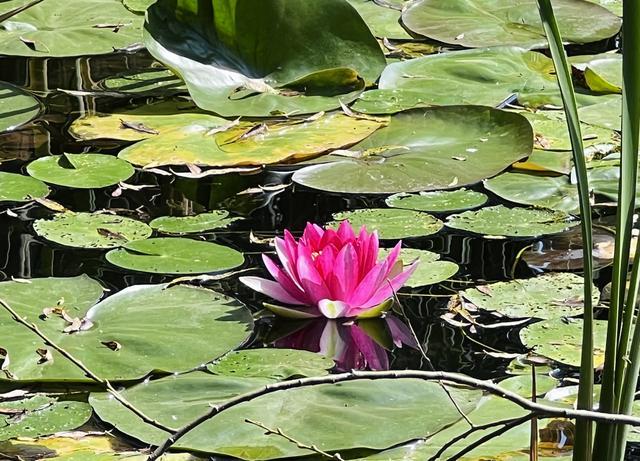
520;318;608;367
150;211;240;234
461;273;598;319
586;0;622;15
0;395;92;441
589;165;640;203
292;106;532;194
90;374;480;459
0;277;253;381
105;237;244;274
346;0;411;39
27;154;135;189
512;149;573;175
385;189;488;213
578;95;621;130
33;212;152;249
143;0;386;117
329;209;443;239
0;171;48;202
0;82;40;132
445;205;578;238
0;0;144;57
119;113;385;168
380;248;458;287
401;0;620;49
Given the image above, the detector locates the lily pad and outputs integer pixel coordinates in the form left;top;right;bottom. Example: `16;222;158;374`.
380;248;458;287
90;374;480;459
578;95;621;130
0;171;48;202
105;237;244;274
583;55;622;93
385;189;488;213
586;0;622;15
33;212;152;249
0;276;253;381
520;318;608;367
119;113;385;168
98;69;187;96
122;0;156;14
401;0;620;49
144;0;386;117
150;211;240;234
329;209;443;239
0;0;144;57
0;82;41;132
0;395;92;441
292;106;533;194
484;171;579;213
512;149;573;175
589;165;640;203
346;0;411;39
461;273;598;319
27;154;135;189
445;205;578;238
208;349;334;380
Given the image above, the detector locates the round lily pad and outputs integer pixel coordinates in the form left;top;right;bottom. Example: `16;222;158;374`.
583;55;622;93
380;248;458;287
329;209;443;239
401;0;621;49
208;349;334;380
105;237;244;274
345;0;411;39
461;273;599;319
578;95;621;131
0;276;253;381
150;211;240;234
33;212;152;249
0;82;41;132
0;0;144;57
0;171;48;202
26;153;135;189
445;205;578;238
586;0;622;15
385;189;488;213
520;318;608;367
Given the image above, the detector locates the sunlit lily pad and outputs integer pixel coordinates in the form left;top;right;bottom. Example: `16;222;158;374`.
0;276;253;381
98;68;187;96
90;374;480;459
0;0;144;57
589;165;640;203
27;154;135;189
461;273;598;319
119;113;385;168
381;248;458;287
578;95;621;130
0;171;48;202
385;189;488;213
208;349;333;380
586;0;622;15
330;209;443;239
292;106;532;194
150;211;240;234
144;0;386;116
579;54;622;93
0;82;41;132
401;0;620;48
520;318;608;367
122;0;156;14
33;212;152;249
105;237;244;274
445;205;578;238
346;0;411;39
512;149;573;175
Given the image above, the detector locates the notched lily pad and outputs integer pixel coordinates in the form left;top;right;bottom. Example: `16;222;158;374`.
381;248;458;287
150;211;240;234
329;209;443;239
0;82;41;132
385;189;488;213
0;171;48;202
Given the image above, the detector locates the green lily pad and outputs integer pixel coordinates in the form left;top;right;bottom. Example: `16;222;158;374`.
99;68;187;96
122;0;156;14
0;395;92;441
520;318;608;367
586;0;622;15
0;171;48;202
208;349;334;380
0;0;144;57
0;276;253;381
512;149;573;175
33;212;152;249
105;237;244;274
150;211;240;234
292;106;532;194
589;165;640;203
583;55;622;93
380;248;458;287
401;0;620;49
346;0;411;39
0;82;41;132
69;100;223;142
461;272;598;319
143;0;386;117
578;95;621;130
329;209;443;239
26;154;135;189
445;205;578;238
90;374;480;459
119;113;385;168
385;189;488;213
484;171;579;213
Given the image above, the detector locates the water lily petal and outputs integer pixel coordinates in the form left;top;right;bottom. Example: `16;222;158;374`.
318;299;351;319
301;222;324;249
337;219;356;243
332;242;359;300
275;235;302;288
296;243;332;304
361;259;419;308
262;254;309;304
239;276;306;305
348;258;391;306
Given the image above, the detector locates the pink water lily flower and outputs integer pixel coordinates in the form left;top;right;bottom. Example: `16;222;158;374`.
240;221;418;319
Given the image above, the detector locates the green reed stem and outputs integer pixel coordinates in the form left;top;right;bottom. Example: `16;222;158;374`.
535;2;594;460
